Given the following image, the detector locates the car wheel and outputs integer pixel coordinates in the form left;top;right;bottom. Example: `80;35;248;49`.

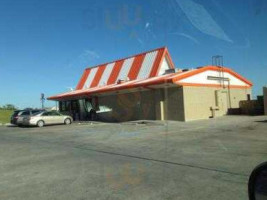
64;118;71;125
37;120;44;127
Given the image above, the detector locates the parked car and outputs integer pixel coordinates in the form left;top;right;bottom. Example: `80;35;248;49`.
10;110;23;125
16;109;44;125
17;111;73;127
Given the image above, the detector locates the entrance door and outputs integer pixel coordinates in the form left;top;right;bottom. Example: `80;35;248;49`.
220;91;229;115
71;101;80;121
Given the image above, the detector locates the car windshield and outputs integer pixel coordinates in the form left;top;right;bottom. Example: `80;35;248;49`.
32;111;44;116
12;111;21;116
19;111;30;116
50;111;61;115
32;110;42;114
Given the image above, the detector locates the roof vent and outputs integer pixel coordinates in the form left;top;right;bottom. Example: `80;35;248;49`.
117;79;126;84
117;77;131;84
182;69;189;72
163;69;175;75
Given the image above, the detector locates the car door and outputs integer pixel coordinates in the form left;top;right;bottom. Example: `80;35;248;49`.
50;112;63;124
53;112;64;124
44;112;56;124
57;113;65;124
41;112;51;124
17;111;30;124
41;112;62;124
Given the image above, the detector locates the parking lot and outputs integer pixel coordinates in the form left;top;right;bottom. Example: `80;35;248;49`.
0;116;267;200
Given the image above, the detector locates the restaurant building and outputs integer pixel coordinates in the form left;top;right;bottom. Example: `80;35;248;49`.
48;47;253;122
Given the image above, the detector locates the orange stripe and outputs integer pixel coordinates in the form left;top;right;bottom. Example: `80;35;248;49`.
107;60;124;85
77;47;169;89
90;65;106;87
127;54;146;80
83;47;166;71
76;69;91;90
177;82;252;89
149;49;165;77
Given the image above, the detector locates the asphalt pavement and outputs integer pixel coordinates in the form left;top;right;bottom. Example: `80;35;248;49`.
0;116;267;200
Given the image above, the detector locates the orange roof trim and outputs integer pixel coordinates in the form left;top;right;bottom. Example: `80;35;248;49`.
173;65;253;86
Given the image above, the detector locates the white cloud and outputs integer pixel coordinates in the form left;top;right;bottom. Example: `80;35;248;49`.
78;50;100;66
67;50;100;69
79;50;100;60
169;32;200;44
176;0;232;43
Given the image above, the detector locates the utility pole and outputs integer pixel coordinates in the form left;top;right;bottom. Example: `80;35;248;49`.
41;93;45;109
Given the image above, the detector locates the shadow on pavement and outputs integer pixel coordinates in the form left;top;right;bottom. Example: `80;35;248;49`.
255;120;267;123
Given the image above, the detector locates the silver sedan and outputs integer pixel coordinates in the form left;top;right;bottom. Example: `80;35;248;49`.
17;111;73;127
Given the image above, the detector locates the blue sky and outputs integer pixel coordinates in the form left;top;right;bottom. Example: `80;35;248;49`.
0;0;266;108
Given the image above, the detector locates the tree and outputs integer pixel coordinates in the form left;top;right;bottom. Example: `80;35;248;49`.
2;104;17;110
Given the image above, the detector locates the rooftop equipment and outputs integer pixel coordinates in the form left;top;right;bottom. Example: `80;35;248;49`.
164;68;176;74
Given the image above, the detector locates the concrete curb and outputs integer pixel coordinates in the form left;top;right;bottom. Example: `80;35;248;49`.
0;123;13;127
73;121;107;125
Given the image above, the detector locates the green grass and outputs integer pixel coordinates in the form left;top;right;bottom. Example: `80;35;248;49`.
0;110;13;124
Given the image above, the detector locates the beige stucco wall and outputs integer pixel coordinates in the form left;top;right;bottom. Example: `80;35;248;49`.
153;87;185;121
164;87;185;121
182;86;252;121
264;87;267;115
97;90;156;122
81;86;252;122
97;87;185;122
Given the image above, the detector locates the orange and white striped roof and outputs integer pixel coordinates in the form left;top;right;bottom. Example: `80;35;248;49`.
76;47;175;90
48;47;253;101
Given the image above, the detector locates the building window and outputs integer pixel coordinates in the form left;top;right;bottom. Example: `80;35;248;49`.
84;99;93;112
60;101;66;111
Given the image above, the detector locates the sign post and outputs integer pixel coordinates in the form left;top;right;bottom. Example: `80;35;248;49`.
41;93;45;109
